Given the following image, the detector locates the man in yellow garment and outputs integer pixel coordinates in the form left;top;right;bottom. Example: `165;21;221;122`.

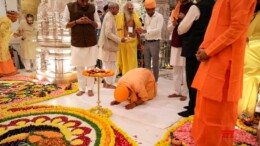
0;11;19;77
111;68;157;110
238;2;260;118
116;2;142;75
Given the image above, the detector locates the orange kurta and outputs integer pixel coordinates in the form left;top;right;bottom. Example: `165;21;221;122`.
115;68;157;103
191;0;256;145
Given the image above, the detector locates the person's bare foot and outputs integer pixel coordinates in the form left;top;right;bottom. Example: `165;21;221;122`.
108;84;116;89
110;100;120;105
125;102;137;110
103;83;116;89
104;84;116;89
168;93;180;98
88;90;94;96
76;91;85;96
180;95;187;101
103;80;108;88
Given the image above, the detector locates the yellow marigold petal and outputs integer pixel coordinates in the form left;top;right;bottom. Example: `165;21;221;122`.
16;121;27;126
0;128;6;135
35;118;47;124
71;139;83;145
63;122;75;127
71;129;84;135
52;118;62;124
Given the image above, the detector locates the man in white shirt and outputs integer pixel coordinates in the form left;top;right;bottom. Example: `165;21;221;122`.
63;0;101;97
136;0;164;82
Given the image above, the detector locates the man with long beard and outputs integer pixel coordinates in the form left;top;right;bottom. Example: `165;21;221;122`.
116;2;142;76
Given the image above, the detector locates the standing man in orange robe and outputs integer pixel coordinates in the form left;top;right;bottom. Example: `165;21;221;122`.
191;0;256;145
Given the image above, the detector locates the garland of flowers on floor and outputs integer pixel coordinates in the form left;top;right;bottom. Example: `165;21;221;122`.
0;76;78;109
236;119;257;135
0;105;137;146
155;116;258;146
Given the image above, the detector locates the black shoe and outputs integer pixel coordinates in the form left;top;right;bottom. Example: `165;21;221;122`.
117;73;122;77
178;110;194;117
183;106;189;109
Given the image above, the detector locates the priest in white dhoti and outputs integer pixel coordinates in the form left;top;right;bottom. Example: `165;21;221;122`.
17;14;38;72
63;0;101;96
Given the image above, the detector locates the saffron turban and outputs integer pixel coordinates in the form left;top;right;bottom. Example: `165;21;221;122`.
114;84;129;102
6;10;19;18
144;0;156;9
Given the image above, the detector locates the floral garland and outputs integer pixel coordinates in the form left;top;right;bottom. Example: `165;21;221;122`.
156;116;258;146
0;105;137;146
88;107;113;118
0;76;78;109
236;119;257;135
155;116;193;146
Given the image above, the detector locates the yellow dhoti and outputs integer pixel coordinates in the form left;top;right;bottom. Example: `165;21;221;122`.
238;39;260;118
117;38;138;75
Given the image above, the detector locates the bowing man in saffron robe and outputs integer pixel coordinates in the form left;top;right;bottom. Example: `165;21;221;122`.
191;0;256;145
111;68;157;110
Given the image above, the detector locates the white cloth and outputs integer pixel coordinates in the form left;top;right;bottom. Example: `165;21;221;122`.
98;11;121;50
170;46;186;66
172;66;188;96
77;66;95;92
17;20;38;60
71;45;98;67
63;5;101;29
100;49;117;62
22;59;36;71
178;5;200;35
143;12;164;40
98;11;121;62
103;61;117;85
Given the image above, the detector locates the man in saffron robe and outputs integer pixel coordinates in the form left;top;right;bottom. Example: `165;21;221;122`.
111;68;157;110
116;2;142;75
191;0;256;145
0;11;19;77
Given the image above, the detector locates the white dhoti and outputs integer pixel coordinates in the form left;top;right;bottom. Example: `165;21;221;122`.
100;49;117;85
71;45;98;92
170;46;188;96
170;46;186;66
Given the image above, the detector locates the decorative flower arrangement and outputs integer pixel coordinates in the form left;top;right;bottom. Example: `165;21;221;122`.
82;68;114;77
88;107;113;118
236;119;257;135
156;116;258;146
0;105;137;146
0;76;78;109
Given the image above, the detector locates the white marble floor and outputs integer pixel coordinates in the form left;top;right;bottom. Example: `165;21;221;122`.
18;69;188;146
